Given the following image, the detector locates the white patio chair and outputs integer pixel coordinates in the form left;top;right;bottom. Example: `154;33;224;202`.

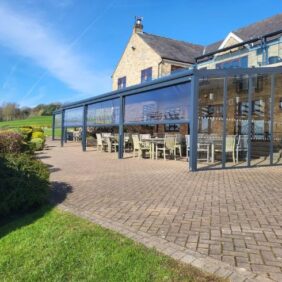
197;135;210;163
186;134;210;163
96;133;106;152
156;135;175;160
174;133;182;159
236;135;248;163
132;134;151;158
73;130;81;142
215;135;236;163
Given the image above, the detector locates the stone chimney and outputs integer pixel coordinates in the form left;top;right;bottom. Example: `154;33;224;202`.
133;16;143;33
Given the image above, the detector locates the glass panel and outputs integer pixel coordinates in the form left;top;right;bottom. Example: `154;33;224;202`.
250;74;271;166
87;99;119;126
86;126;119;151
54;113;62;128
54;113;62;139
273;73;282;165
123;124;188;160
64;107;83;127
198;78;224;169
124;82;191;124
226;75;249;167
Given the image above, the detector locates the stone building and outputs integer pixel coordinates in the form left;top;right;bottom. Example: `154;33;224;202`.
112;17;203;90
112;14;282;90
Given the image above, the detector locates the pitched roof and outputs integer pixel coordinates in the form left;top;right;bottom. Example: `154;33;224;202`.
205;13;282;55
138;32;204;64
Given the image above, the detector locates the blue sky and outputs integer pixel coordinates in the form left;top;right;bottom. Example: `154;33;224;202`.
0;0;282;107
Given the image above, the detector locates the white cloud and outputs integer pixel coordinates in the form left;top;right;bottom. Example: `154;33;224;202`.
0;3;111;97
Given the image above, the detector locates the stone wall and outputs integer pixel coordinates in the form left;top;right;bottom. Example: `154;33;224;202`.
112;33;161;90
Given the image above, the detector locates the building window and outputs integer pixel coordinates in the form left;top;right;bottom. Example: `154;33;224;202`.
141;67;152;83
117;76;126;89
216;56;248;69
171;65;184;74
165;124;180;132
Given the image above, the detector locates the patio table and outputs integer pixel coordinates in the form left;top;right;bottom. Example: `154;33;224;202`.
141;137;165;159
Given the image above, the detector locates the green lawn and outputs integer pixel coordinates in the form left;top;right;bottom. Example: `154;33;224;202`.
0;116;52;129
0;116;61;137
0;207;222;282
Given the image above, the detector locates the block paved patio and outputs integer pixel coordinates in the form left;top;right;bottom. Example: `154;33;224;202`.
39;140;282;281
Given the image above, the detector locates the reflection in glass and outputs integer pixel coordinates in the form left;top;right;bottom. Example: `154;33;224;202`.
64;107;83;127
226;75;249;167
87;99;119;125
198;78;224;168
250;74;271;166
55;113;62;128
273;74;282;165
124;82;191;123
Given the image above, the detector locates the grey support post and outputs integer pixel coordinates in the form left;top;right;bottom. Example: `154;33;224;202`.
222;77;228;168
61;110;65;147
52;114;55;141
270;74;275;165
82;104;88;152
189;75;199;172
247;76;253;167
118;96;124;159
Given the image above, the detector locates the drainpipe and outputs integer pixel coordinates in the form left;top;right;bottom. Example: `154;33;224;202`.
158;59;163;78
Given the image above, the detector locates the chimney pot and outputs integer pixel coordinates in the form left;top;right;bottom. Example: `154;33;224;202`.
134;16;143;33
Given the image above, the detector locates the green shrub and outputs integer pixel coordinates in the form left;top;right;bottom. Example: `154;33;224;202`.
30;138;45;151
0;154;50;216
32;131;45;140
19;127;33;142
32;127;44;133
0;132;24;154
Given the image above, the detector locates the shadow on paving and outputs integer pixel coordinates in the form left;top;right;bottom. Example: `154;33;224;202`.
0;181;72;239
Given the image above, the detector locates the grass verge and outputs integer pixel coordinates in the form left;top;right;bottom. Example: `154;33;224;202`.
0;116;52;129
0;207;223;282
0;116;62;137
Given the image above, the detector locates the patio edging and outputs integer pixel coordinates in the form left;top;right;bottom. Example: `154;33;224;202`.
57;203;274;282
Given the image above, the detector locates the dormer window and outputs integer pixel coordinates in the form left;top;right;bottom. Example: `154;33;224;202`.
141;67;152;83
118;76;126;89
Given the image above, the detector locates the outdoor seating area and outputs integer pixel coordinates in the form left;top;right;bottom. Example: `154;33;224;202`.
53;67;282;171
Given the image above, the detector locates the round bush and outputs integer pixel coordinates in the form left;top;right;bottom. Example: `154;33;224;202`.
32;131;45;140
0;154;50;216
19;127;33;142
30;138;45;151
0;131;23;154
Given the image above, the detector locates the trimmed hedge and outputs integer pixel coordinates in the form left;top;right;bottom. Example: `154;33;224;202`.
30;138;45;151
32;131;45;140
0;154;50;216
19;127;33;142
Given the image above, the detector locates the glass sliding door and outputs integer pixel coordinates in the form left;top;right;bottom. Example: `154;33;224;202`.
198;78;224;169
124;82;191;161
250;74;271;166
54;113;62;140
226;75;249;167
